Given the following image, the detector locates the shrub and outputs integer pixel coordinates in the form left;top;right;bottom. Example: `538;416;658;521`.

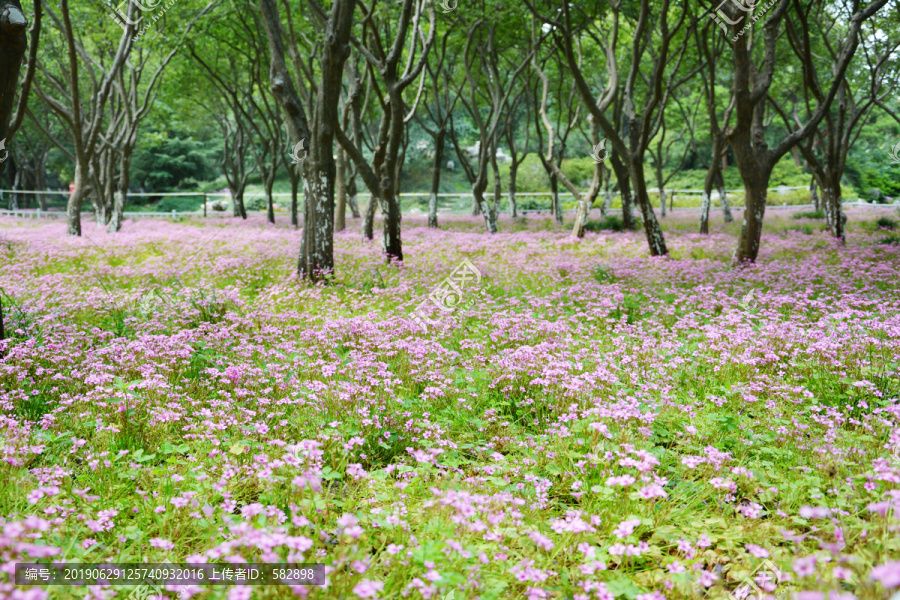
876;217;897;230
155;196;203;213
793;210;825;220
878;235;900;245
585;215;624;232
245;195;268;211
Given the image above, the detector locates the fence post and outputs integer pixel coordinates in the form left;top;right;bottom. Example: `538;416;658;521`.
171;209;176;221
203;193;207;217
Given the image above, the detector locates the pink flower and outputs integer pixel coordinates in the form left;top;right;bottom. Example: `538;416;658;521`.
353;579;384;598
526;587;548;600
337;513;359;528
606;474;636;487
386;544;404;555
745;544;769;558
799;506;832;519
344;525;365;539
833;567;851;580
794;556;817;577
698;570;718;587
667;562;685;574
613;519;641;538
527;530;555;550
639;484;668;499
608;543;626;556
149;537;175;550
871;561;900;589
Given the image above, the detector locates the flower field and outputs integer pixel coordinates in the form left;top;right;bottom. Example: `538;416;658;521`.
1;208;899;600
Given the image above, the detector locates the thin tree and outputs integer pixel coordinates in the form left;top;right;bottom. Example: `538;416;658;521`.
0;0;39;355
456;17;533;233
332;0;435;260
693;18;735;234
779;4;900;241
537;0;697;256
717;0;889;262
415;25;464;229
258;0;355;278
32;0;135;236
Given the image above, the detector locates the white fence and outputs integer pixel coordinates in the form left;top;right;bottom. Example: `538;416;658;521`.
0;187;895;221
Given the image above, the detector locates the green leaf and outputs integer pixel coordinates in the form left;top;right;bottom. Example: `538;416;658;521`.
606;577;642;599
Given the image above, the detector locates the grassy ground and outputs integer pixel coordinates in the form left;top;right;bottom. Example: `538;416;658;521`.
1;207;899;600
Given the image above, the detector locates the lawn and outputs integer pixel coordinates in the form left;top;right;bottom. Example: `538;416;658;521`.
1;207;899;600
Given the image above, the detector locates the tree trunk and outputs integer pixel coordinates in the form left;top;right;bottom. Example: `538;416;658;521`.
427;131;444;229
265;168;276;224
290;170;299;228
508;160;518;218
601;186;612;217
381;194;403;261
232;186;247;219
822;179;846;242
491;152;502;225
630;157;667;256
108;150;132;232
570;166;602;239
810;178;819;210
720;185;733;223
572;200;589;238
549;174;560;222
699;191;712;235
346;168;360;219
67;161;89;236
299;162;335;276
10;166;20;210
473;172;496;233
335;149;346;232
734;168;772;263
656;161;667;218
90;164;108;226
610;156;634;230
362;194;376;239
